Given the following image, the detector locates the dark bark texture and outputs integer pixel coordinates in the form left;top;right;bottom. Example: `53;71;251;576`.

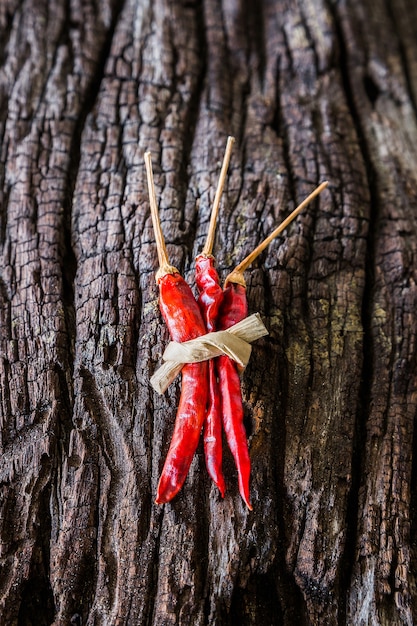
1;0;417;624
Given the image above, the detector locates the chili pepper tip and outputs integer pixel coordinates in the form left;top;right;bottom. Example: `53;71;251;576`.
236;485;253;510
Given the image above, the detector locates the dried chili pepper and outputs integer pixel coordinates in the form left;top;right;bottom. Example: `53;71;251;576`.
195;136;235;497
145;152;209;504
219;180;330;510
156;272;209;503
195;253;226;496
216;279;252;509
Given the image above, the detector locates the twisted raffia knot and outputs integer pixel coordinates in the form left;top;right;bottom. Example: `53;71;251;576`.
151;313;269;394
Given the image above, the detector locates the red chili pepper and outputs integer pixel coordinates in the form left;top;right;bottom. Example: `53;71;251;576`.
155;271;209;504
144;152;209;504
193;136;235;498
217;280;252;510
195;254;226;497
218;180;330;510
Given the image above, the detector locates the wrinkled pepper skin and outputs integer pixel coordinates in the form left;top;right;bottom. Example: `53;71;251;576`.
195;255;226;497
217;282;252;510
195;255;223;333
155;272;209;504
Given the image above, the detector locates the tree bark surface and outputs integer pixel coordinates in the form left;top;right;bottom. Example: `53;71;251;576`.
1;1;417;624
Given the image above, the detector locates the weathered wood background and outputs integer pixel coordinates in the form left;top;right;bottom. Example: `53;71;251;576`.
1;0;417;624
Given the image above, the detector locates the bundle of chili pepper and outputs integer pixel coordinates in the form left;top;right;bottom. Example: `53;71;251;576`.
144;152;209;504
146;144;328;507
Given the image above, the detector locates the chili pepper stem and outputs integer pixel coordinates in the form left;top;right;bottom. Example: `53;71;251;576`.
224;181;329;287
201;136;235;257
144;151;178;280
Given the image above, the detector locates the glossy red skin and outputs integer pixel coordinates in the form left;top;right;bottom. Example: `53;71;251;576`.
217;282;252;510
195;255;223;333
156;361;208;503
158;272;207;341
195;255;226;497
155;272;209;504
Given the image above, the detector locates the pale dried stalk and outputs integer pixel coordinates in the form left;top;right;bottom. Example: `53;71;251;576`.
225;181;329;286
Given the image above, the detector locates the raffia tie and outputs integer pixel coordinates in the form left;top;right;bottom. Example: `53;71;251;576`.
151;313;269;394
